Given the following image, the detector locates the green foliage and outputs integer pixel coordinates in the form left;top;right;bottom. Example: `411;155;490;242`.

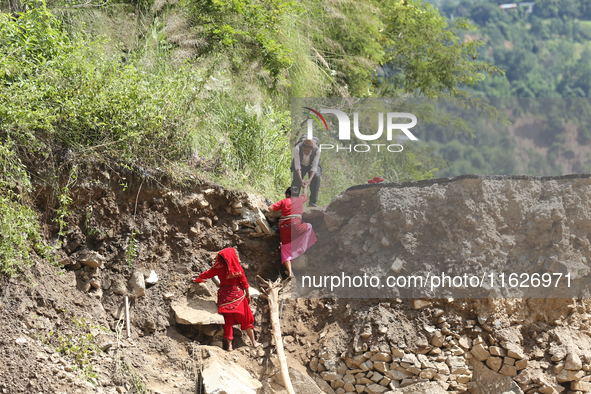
126;230;139;268
379;0;503;98
0;0;72;83
410;2;591;178
300;0;385;96
0;140;31;195
37;315;102;382
84;204;107;239
440;0;591;98
0;0;510;210
0;140;40;276
0;196;40;275
0;47;198;164
0;5;198;169
195;96;291;199
84;206;98;237
53;165;76;241
182;0;298;82
54;331;100;380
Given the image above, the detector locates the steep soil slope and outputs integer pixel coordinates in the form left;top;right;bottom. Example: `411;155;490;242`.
3;171;591;394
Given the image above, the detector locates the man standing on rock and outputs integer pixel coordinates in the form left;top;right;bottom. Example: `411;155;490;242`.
291;138;321;207
192;247;261;351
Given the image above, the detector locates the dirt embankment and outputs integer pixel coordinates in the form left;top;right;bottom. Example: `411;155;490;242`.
2;170;591;394
301;174;591;394
0;165;319;394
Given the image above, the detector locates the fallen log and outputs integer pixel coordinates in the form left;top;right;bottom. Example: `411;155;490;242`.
256;276;295;394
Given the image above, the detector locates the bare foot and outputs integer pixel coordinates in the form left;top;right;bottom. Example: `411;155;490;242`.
253;341;262;349
225;339;233;351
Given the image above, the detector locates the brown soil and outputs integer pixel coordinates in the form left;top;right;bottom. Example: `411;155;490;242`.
3;168;591;394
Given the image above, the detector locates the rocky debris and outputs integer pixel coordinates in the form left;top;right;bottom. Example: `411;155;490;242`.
111;278;127;295
129;271;146;297
269;367;325;394
312;338;474;393
413;300;431;310
249;287;261;299
145;270;158;286
163;292;175;301
565;353;582;371
190;282;214;297
171;299;224;325
15;172;591;394
78;250;106;269
227;192;275;237
390;258;405;274
472;359;523;394
305;302;591;394
240;206;272;236
202;358;262;394
184;192;209;209
386;381;449;393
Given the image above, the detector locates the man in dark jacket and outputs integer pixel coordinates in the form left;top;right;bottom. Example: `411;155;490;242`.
291;138;321;207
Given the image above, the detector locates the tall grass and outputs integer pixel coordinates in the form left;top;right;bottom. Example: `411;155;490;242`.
192;95;292;199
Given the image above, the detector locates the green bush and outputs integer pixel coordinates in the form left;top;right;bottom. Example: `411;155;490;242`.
0;1;203;166
0;141;40;276
0;0;505;207
181;0;298;82
0;0;72;82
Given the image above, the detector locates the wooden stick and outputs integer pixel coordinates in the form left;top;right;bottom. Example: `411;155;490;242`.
125;296;131;338
256;276;295;394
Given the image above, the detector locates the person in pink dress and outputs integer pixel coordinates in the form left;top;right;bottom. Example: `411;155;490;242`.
269;185;317;278
192;247;261;351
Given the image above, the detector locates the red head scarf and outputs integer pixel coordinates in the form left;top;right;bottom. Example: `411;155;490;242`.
367;177;386;184
212;247;244;280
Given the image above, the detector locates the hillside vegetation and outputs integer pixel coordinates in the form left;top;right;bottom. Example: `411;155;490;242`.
0;0;505;275
422;0;591;177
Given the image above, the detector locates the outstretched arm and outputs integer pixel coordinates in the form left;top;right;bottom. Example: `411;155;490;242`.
300;185;309;202
303;171;315;186
269;199;283;212
192;267;219;282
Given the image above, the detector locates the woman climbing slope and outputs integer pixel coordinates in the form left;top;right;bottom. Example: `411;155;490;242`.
192;247;261;351
269;184;317;279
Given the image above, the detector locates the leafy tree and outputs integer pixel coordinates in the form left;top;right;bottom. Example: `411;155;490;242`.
378;0;503;98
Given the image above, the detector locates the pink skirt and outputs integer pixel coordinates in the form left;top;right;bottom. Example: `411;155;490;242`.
281;223;317;263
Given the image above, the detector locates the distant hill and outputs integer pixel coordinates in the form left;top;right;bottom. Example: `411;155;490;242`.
420;0;591;177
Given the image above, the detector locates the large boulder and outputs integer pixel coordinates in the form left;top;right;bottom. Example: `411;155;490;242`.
270;367;324;394
171;299;224;325
202;358;262;394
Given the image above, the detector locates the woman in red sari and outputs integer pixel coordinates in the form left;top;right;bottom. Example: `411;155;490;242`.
269;185;317;278
192;247;261;351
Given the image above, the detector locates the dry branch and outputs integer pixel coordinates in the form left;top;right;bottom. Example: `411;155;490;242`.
256;276;295;394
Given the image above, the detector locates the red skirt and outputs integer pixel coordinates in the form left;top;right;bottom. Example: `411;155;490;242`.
278;219;317;263
217;286;254;326
279;218;309;245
